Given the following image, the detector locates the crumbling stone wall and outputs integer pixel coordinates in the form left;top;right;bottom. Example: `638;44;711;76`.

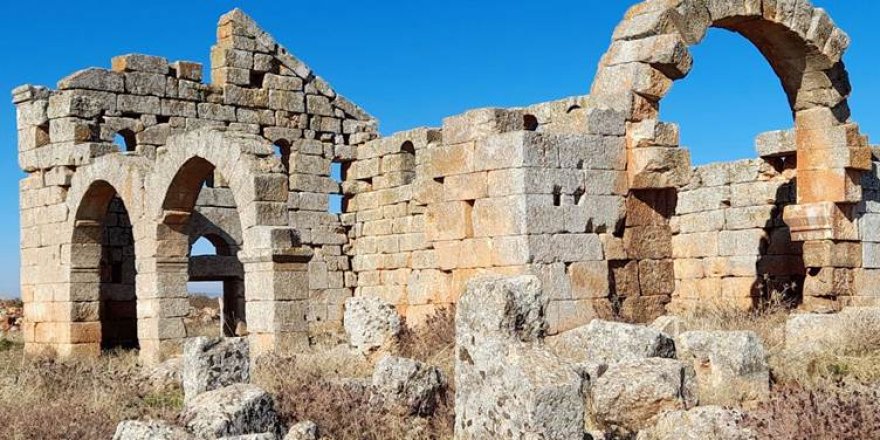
16;0;880;361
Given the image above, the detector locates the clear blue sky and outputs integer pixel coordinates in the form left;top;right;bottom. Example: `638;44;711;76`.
1;1;878;297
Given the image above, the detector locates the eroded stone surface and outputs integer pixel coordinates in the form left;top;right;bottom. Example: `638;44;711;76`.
183;337;250;403
676;331;770;406
181;384;279;439
343;296;402;354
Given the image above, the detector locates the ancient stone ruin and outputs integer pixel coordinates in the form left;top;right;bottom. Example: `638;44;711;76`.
14;0;879;363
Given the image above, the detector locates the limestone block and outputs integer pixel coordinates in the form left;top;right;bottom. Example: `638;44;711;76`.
421;142;475;177
619;295;672;323
48;90;113;119
676;331;770;406
547;319;675;364
58;68;124;92
629;147;691;189
112;420;191;440
125;72;167;96
568;261;610;299
530;233;604;263
604;34;692;79
585;107;626;136
119;95;161;114
441;108;520;145
182;337;250;403
181;384;279;439
755;129;796;158
801;147;872;171
783;202;858;242
591;63;672;102
628;119;680;148
267;90;305;113
343;296;401;354
802;240;861;268
611;9;683;41
650;315;688;338
672;210;725;234
172;61;203;81
626;225;673;259
455;276;587;440
284;421;318;440
719;229;768;256
472;196;526;238
639;259;675;295
474;131;557;171
49;117;94;143
636;406;757;440
370;355;445;416
112;54;169;74
263;74;303;91
677;187;730;215
425;201;473;241
803;267;855;299
443;172;487;201
797;168;862;204
590;358;697;436
724;205;776;230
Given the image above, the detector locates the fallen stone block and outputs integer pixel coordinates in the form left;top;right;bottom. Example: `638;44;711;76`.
283;421;318;440
636;406;757;440
650;315;688;338
183;337;250;403
112;420;192;440
455;275;587;440
590;358;698;436
144;357;182;392
371;355;445;416
676;331;770;406
343;296;402;354
547;319;676;364
181;384;279;439
785;307;880;355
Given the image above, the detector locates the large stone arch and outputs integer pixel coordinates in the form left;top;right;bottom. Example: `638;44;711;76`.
138;128;310;362
590;0;870;312
48;154;150;357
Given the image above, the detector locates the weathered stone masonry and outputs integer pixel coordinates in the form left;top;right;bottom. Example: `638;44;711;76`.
15;1;880;362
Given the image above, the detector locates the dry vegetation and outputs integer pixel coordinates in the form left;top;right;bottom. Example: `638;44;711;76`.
680;301;880;438
253;308;456;440
2;300;880;439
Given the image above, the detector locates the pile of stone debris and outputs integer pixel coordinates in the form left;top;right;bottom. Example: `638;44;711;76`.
0;300;22;334
121;335;445;440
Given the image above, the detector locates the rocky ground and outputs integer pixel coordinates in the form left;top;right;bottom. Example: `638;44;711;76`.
0;290;879;439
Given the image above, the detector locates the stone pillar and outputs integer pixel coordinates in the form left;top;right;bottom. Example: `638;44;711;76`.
242;247;312;357
785;108;871;311
136;258;189;364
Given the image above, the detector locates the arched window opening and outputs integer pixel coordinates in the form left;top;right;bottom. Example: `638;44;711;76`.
274;139;291;172
523;114;539;132
164;158;246;339
329;161;345;214
401;141;415;155
663;28;790;165
113;129;137;153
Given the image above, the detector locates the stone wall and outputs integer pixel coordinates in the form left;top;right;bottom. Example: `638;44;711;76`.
16;1;880;361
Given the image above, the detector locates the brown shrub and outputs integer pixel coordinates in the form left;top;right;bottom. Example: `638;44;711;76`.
254;351;454;440
0;348;181;439
741;382;880;439
398;307;456;387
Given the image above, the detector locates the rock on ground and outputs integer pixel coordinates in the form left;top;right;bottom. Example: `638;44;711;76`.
590;358;698;436
371;355;445;416
181;384;279;439
145;357;182;392
547;319;676;364
676;331;769;406
650;315;688;338
785;307;880;356
183;337;250;403
455;275;587;440
636;406;757;440
343;296;402;354
284;421;318;440
112;420;192;440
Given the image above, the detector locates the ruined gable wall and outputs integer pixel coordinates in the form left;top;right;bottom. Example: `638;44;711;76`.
15;9;378;355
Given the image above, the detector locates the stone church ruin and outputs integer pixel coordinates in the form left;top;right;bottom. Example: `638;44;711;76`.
14;1;879;363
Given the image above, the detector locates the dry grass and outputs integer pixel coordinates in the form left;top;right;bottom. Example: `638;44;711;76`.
741;382;880;440
679;301;880;386
253;308;456;440
0;346;181;439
